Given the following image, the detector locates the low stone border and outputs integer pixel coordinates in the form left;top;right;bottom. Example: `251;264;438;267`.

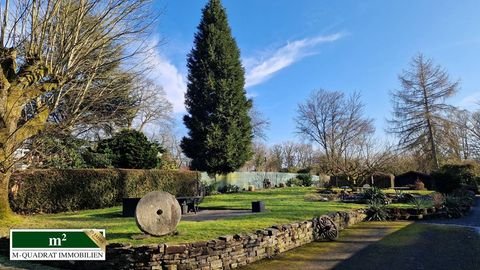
0;209;366;270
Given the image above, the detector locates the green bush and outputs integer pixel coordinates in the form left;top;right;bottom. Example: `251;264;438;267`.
432;164;480;194
286;178;302;187
218;184;240;194
32;133;87;169
362;186;388;204
297;174;313;186
409;197;434;211
366;201;389;221
96;129;160;169
82;151;113;168
296;168;311;174
443;189;475;218
203;182;220;196
9;169;200;214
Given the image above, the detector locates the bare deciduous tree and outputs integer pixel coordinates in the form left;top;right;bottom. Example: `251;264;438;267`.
129;79;173;132
388;54;459;170
295;89;374;176
0;0;154;219
439;108;471;161
470;110;480;159
243;141;268;171
250;105;270;141
154;128;190;169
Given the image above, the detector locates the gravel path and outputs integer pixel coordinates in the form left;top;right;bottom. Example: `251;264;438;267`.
182;209;256;221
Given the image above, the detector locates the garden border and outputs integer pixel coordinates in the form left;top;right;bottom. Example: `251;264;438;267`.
0;209;366;270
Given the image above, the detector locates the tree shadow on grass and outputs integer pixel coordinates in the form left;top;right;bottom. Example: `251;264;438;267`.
333;223;480;270
86;211;123;219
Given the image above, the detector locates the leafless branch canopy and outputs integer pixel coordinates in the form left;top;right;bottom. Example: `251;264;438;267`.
0;0;155;171
388;54;459;170
295;89;374;176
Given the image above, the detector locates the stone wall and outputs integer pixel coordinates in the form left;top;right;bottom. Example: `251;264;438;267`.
0;210;365;270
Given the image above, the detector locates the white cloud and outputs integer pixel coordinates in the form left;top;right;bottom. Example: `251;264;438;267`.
146;33;345;111
244;33;345;88
456;92;480;110
146;45;188;114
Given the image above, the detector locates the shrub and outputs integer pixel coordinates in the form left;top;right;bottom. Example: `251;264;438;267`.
429;192;445;208
432;164;480;194
414;180;425;190
286;178;302;187
32;133;87;169
297;174;313;186
82;151;113;168
362;187;388;204
219;184;240;194
96;129;160;169
409;197;433;211
9;169;200;214
297;168;311;174
203;182;219;196
443;188;475;218
366;201;389;221
158;151;178;170
304;193;327;202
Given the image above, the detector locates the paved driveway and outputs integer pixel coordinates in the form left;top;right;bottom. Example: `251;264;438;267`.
241;221;412;270
419;195;480;232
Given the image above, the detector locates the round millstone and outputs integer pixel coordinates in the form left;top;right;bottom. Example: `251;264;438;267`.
135;191;181;236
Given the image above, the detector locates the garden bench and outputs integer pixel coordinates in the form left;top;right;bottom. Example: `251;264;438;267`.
176;196;203;214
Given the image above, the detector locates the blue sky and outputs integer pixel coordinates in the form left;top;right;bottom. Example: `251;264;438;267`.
147;0;480;144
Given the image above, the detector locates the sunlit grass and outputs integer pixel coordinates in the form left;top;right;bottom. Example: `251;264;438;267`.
382;189;434;195
1;187;363;245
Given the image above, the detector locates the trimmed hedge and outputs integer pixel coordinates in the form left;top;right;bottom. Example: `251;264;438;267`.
9;169;200;214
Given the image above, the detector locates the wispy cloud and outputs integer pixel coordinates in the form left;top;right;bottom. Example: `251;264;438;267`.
456;92;480;110
146;33;345;111
146;45;188;114
244;33;345;88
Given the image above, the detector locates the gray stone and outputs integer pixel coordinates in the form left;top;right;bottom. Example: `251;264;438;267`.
135;191;181;236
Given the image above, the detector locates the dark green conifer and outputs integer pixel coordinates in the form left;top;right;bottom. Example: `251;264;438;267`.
181;0;253;175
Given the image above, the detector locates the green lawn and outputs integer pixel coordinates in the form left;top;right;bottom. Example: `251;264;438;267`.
382;189;434;195
1;187;363;245
316;188;434;196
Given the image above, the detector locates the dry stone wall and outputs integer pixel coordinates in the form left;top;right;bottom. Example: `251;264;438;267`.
0;209;366;270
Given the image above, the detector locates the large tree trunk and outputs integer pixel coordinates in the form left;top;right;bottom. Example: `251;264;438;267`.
0;171;13;220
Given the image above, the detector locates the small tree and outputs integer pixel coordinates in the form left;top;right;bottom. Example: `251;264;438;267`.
181;0;253;175
96;130;159;169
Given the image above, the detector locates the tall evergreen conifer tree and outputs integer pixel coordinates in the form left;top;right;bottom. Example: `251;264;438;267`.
181;0;253;175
